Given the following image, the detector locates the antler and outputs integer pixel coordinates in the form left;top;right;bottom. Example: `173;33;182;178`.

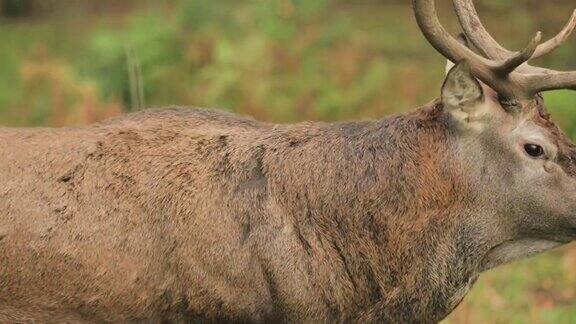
412;0;576;100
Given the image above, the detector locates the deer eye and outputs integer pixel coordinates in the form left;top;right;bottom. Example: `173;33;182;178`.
524;143;545;158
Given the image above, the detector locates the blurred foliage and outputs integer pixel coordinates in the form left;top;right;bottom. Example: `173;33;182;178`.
0;0;575;322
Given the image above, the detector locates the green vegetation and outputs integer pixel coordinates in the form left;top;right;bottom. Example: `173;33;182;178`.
0;1;575;322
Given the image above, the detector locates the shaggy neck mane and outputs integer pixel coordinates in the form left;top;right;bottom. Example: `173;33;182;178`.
262;101;476;321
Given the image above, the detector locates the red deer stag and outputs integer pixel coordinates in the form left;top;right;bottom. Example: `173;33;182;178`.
1;0;576;322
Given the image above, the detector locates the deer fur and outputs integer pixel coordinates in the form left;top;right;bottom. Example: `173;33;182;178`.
1;65;576;322
0;103;474;322
2;1;576;322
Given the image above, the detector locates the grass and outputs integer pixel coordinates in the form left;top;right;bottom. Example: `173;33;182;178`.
445;245;576;323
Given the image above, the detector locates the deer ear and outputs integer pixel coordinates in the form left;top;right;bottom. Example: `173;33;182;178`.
445;60;456;75
441;60;484;111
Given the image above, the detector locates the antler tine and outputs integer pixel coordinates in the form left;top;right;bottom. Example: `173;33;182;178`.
494;32;541;76
454;0;576;64
523;71;576;93
411;0;488;65
532;9;576;59
414;0;576;98
451;0;512;60
413;0;538;98
412;0;513;97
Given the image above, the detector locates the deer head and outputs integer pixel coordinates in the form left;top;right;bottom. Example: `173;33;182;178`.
412;0;576;270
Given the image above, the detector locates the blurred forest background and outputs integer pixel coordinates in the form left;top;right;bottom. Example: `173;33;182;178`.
0;0;575;322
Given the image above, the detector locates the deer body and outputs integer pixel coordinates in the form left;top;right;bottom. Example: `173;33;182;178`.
2;0;576;322
0;106;487;322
